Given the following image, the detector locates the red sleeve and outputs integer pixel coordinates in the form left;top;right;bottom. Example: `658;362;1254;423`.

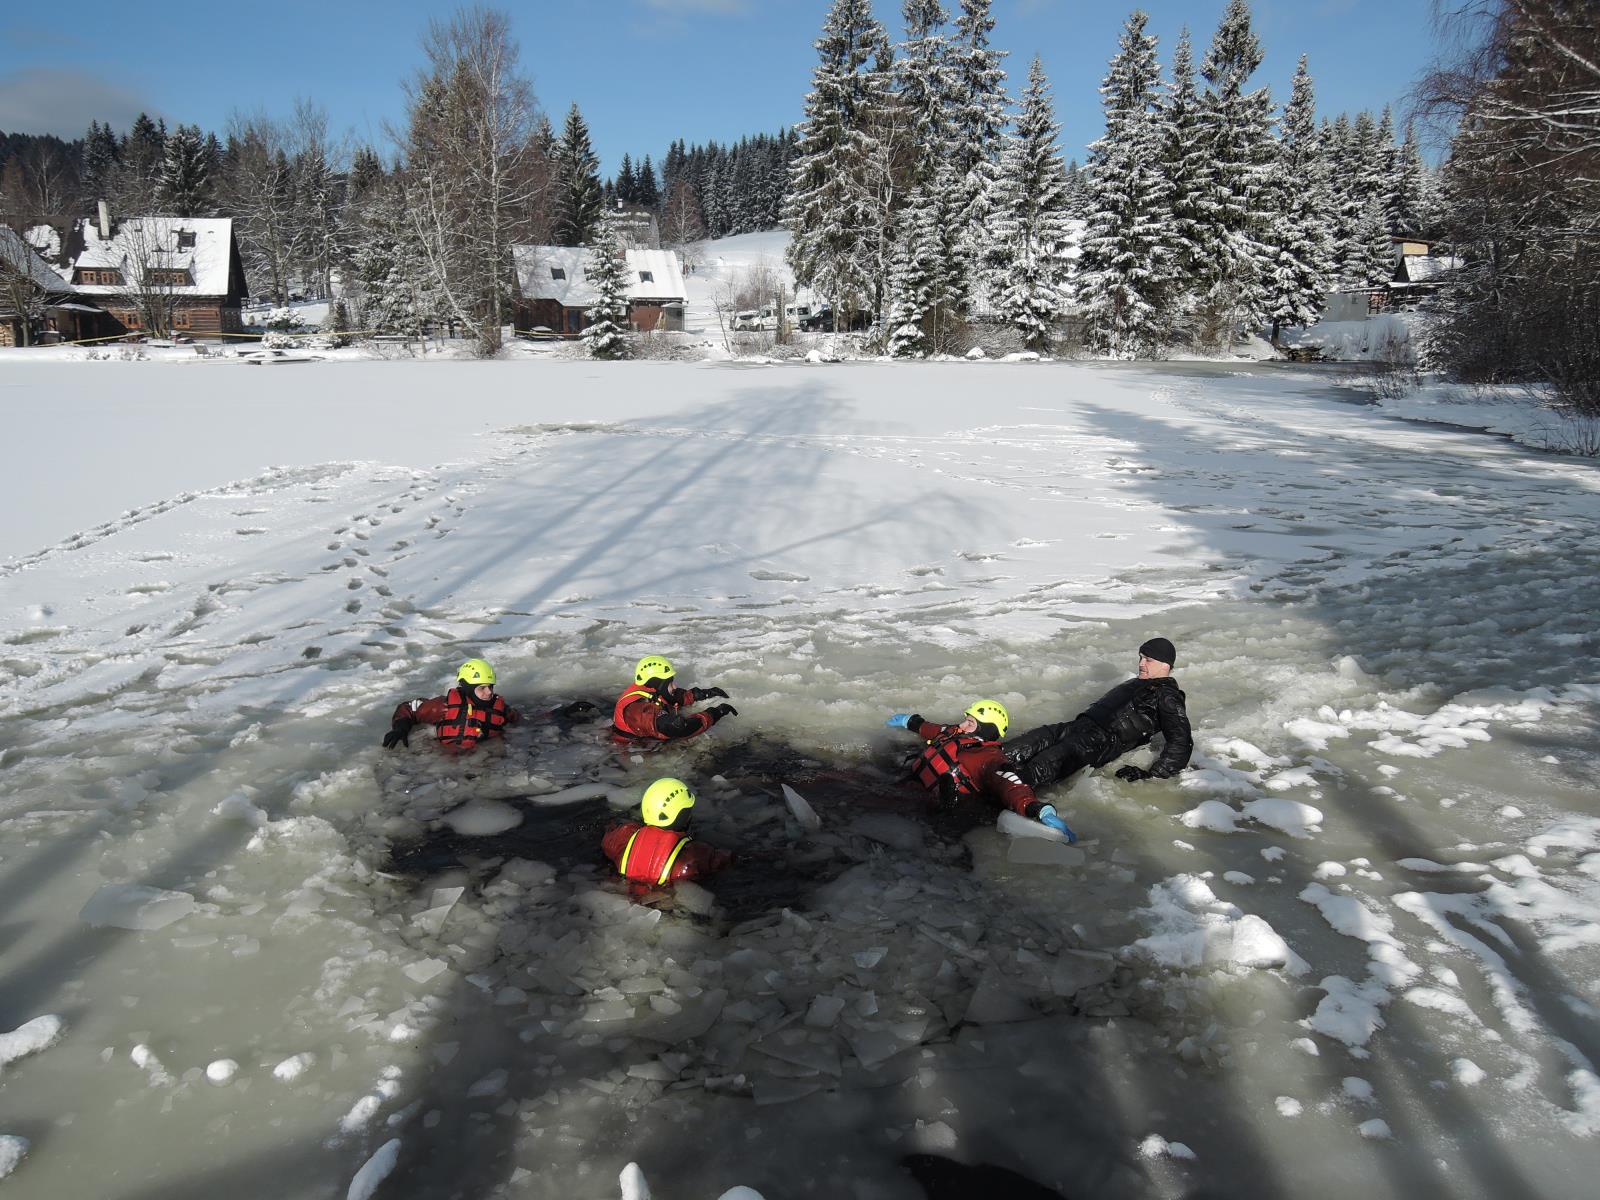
601;823;639;868
395;696;449;725
668;841;733;882
505;706;521;725
913;720;955;741
978;757;1037;817
624;699;712;741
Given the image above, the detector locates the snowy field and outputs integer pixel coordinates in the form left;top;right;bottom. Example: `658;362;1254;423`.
1;356;1598;1199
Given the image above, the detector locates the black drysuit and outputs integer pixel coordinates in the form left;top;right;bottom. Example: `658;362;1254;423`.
1003;677;1193;790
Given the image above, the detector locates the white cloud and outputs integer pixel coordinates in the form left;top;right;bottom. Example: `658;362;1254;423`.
0;68;162;137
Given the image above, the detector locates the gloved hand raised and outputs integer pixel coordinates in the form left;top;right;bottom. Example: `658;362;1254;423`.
707;703;738;722
694;686;730;701
885;713;912;729
382;718;415;750
1115;765;1151;783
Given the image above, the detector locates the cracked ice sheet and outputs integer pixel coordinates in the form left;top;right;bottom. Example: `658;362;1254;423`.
6;349;1600;1198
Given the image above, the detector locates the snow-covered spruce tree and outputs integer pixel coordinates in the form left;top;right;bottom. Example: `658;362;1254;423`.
1389;122;1431;236
989;56;1074;352
887;180;942;357
1346;193;1394;289
583;214;632;360
554;103;603;246
1332;110;1378;283
158;124;211;217
1076;11;1173;358
1261;55;1335;342
346;180;443;338
785;0;895;330
1158;27;1209;334
889;0;969;351
949;0;1008;253
1191;0;1277;350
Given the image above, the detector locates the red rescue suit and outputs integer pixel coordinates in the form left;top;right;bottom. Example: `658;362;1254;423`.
909;719;1038;817
601;822;732;886
612;683;715;742
393;689;519;746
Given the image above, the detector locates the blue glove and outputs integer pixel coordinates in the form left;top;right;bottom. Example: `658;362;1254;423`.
885;713;912;729
1037;805;1077;844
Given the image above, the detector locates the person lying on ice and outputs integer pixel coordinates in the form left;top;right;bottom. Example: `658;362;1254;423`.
611;655;737;742
602;776;734;889
383;658;519;750
1003;637;1192;790
886;699;1077;842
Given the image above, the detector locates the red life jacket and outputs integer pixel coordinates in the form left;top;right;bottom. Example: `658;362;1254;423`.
617;825;693;885
437;688;510;744
612;684;659;737
912;732;987;796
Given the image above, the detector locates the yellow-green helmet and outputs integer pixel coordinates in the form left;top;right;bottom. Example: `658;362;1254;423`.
634;655;675;686
965;699;1009;739
458;658;496;686
641;777;695;828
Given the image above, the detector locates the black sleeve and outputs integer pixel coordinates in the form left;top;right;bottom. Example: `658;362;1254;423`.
1149;687;1193;777
656;707;713;740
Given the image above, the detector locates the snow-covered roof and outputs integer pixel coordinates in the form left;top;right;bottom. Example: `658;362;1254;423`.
511;245;686;306
70;216;236;296
1398;254;1463;283
24;223;61;261
0;225;71;292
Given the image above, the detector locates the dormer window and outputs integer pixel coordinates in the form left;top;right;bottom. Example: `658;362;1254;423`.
550;267;566;280
638;270;654;284
177;231;196;250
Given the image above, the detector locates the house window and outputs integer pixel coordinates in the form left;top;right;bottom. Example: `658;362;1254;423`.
550;267;566;280
124;312;142;329
177;231;196;250
638;271;654;284
172;309;191;329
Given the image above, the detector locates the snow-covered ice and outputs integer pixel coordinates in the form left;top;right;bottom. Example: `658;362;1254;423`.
2;346;1598;1199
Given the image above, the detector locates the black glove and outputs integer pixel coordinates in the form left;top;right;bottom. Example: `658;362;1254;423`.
382;718;415;749
1115;765;1151;783
935;773;961;812
694;686;730;701
707;703;738;722
554;699;598;721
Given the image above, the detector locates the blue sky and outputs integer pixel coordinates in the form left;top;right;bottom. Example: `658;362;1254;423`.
1;1;1439;174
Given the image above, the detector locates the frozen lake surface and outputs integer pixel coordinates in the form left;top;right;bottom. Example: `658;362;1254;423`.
1;358;1597;1199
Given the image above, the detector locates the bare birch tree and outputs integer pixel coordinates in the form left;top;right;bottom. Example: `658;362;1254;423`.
400;6;542;355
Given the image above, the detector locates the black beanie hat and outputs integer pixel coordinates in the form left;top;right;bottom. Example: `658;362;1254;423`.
1139;637;1176;666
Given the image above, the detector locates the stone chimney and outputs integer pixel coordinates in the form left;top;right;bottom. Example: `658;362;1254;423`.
97;200;112;241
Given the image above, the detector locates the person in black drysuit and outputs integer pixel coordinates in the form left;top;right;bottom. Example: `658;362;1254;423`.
1003;637;1193;789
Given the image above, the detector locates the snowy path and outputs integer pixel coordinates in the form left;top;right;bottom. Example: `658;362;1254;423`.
0;359;1597;1199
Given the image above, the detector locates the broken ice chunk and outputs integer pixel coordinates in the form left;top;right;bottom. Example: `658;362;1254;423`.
273;1053;316;1081
80;884;195;931
673;882;717;916
1006;839;1085;868
804;996;847;1029
852;947;888;970
995;811;1070;843
205;1059;239;1085
466;1068;508;1098
781;784;822;832
0;1015;65;1068
0;1136;29;1181
402;958;451;985
963;969;1036;1024
347;1138;401;1200
442;799;522;836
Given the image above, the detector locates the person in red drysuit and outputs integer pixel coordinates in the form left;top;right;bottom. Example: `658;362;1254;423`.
612;654;737;743
601;777;733;890
383;657;520;750
886;698;1077;842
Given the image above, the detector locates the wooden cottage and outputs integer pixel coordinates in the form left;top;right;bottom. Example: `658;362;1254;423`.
511;245;686;337
67;209;249;339
0;224;85;346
